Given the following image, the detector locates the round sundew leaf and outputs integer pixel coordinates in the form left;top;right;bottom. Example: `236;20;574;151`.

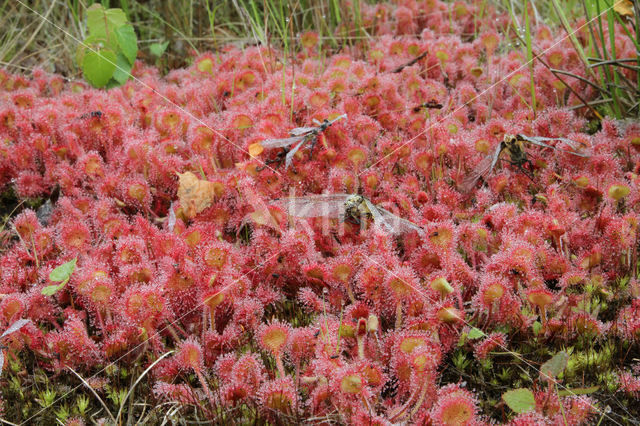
399;337;427;354
430;277;454;296
114;24;137;65
262;327;288;354
196;57;214;74
608;184;630;201
49;258;77;282
340;374;362;394
502;388;536;414
232;114;253;129
82;48;117;88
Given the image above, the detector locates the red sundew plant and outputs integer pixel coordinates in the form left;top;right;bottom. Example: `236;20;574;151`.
1;0;640;423
430;383;481;426
258;320;291;379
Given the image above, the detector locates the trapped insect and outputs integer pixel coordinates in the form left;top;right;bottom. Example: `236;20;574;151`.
412;100;443;112
36;184;60;226
274;193;424;236
78;111;102;120
250;114;347;170
460;134;590;193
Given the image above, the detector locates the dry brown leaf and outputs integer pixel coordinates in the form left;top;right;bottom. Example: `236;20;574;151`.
249;208;281;230
614;0;634;16
177;171;220;219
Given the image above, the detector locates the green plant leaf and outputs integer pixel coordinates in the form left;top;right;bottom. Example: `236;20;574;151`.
468;327;486;340
558;386;599;397
41;284;62;296
87;4;128;40
82;48;117;88
502;388;536;414
149;41;169;58
114;24;137;65
532;321;542;335
540;351;569;381
49;258;77;282
112;52;133;84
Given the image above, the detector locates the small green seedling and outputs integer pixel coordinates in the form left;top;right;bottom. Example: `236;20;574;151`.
41;258;77;296
0;319;31;375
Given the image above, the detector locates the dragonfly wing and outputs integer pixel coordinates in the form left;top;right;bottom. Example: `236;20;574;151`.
284;137;310;169
274;194;350;218
259;135;305;149
2;319;30;338
460;144;502;192
370;202;425;235
289;127;316;136
327;114;347;125
518;135;590;157
363;199;393;233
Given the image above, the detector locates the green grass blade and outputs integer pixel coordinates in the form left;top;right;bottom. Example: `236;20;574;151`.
551;0;596;78
524;1;537;117
604;0;622;117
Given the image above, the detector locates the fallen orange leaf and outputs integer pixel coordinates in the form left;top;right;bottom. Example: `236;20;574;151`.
177;171;219;219
614;0;634;16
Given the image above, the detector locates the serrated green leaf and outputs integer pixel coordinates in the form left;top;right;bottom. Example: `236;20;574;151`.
87;4;127;39
540;351;569;381
502;388;536;414
49;258;77;282
468;327;486;339
558;386;599;397
149;41;169;58
112;52;133;84
81;34;111;51
41;284;62;296
114;24;137;65
82;49;117;88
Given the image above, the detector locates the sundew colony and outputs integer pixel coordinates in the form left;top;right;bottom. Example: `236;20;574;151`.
0;0;639;423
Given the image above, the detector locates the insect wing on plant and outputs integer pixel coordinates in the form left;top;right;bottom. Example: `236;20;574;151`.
259;135;308;150
365;200;425;235
275;193;349;219
515;134;590;157
460;143;504;193
2;319;30;338
254;114;347;169
275;193;423;235
461;134;590;193
0;319;31;375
